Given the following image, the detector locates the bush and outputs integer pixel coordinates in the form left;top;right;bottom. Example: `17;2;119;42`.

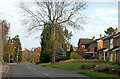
70;52;82;59
83;54;92;59
81;65;86;70
94;64;113;73
81;65;95;70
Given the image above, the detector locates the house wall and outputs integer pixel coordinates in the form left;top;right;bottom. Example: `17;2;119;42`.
117;37;120;63
109;36;120;63
89;43;95;57
80;45;85;56
89;43;94;52
113;38;118;47
103;39;110;48
97;40;103;59
103;39;111;61
117;50;120;63
118;37;120;46
97;40;103;50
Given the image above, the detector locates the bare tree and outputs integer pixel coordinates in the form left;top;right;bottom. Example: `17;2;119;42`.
19;0;87;63
0;20;10;63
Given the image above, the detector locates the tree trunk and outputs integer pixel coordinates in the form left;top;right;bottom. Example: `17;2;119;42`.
51;26;56;63
9;54;10;63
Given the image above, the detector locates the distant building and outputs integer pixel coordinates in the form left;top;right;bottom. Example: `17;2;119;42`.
78;38;93;56
67;46;78;52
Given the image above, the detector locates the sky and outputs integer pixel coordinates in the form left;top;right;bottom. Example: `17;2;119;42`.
0;0;118;50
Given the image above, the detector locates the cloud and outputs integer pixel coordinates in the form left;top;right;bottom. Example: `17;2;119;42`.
71;6;118;47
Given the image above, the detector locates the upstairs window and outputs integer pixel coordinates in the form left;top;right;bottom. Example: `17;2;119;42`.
104;40;108;46
95;42;97;47
91;43;93;48
118;37;120;44
110;39;113;49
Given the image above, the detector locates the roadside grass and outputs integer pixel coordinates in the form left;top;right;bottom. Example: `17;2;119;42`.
38;61;120;71
38;62;98;71
38;63;52;66
38;61;120;78
78;71;120;79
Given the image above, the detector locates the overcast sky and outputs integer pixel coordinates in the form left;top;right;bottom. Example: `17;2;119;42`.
0;0;118;50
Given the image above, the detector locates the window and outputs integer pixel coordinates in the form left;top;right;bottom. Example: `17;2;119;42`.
104;40;108;46
95;42;97;47
118;37;120;44
91;43;93;48
110;39;113;49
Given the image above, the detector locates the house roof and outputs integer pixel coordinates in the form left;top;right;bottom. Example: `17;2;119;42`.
103;32;120;41
88;36;107;44
78;38;93;45
107;46;120;52
98;48;108;52
114;32;120;38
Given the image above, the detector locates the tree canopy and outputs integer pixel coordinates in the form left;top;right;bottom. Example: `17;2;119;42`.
104;27;115;35
40;25;72;63
19;1;87;63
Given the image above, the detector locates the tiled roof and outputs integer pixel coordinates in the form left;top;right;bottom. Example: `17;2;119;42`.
78;38;93;45
103;32;120;41
98;48;107;52
107;46;120;52
88;36;107;44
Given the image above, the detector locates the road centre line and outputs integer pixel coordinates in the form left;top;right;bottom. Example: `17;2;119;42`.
26;65;56;79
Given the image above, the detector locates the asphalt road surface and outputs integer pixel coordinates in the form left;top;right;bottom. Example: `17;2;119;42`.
7;63;95;79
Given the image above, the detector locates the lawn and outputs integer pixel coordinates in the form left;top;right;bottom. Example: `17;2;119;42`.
38;62;98;71
38;61;120;78
38;61;120;71
78;71;120;79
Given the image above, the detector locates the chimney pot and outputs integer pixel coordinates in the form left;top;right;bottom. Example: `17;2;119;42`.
111;32;114;35
93;36;95;40
100;34;102;38
116;27;118;34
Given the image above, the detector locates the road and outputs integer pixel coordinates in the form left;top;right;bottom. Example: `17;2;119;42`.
7;63;95;79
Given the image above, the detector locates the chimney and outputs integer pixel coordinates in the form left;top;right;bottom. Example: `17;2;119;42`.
93;36;95;40
111;32;114;35
100;34;102;38
116;27;118;34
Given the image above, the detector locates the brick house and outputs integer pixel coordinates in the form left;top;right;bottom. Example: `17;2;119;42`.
98;28;120;63
88;34;105;58
78;38;93;57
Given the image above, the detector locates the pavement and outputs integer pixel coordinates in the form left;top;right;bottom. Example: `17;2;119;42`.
7;63;95;79
1;63;16;78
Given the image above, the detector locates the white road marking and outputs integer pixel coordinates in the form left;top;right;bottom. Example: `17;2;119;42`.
26;65;56;79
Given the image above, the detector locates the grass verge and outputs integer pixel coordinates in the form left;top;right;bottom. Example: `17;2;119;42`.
38;62;98;71
78;71;120;79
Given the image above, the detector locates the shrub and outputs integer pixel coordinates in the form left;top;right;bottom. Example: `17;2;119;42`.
83;54;92;59
81;65;86;70
81;65;95;70
70;52;82;59
94;64;113;73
